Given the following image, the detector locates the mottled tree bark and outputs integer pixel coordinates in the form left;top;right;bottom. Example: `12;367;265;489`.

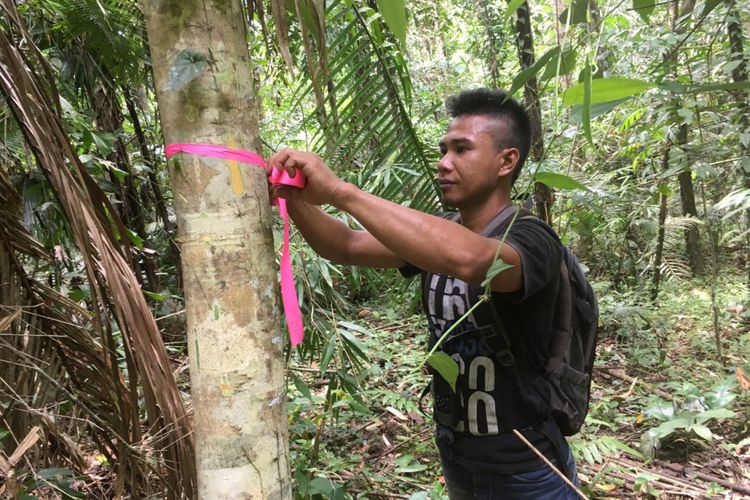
726;0;750;287
141;1;291;498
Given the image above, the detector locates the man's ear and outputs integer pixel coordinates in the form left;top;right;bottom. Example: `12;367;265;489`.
496;147;520;178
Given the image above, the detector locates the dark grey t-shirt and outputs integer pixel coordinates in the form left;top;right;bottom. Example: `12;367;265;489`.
401;212;563;472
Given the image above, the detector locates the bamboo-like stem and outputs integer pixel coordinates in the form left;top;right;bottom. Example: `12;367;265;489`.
512;429;589;500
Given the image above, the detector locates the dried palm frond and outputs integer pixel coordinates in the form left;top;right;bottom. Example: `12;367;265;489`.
0;2;194;497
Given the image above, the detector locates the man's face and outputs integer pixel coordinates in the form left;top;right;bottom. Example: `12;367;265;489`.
437;114;511;209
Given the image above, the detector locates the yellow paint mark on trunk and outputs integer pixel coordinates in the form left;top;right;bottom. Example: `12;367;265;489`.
226;137;245;196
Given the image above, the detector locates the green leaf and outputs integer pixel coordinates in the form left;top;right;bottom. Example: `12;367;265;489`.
645;400;675;421
559;0;589;24
319;339;336;373
681;81;750;94
698;0;723;17
571;97;631;122
535;172;591;191
91;131;116;156
426;352;458;392
690;424;713;441
142;290;166;302
507;47;560;99
562;78;655;105
504;0;526;18
482;259;514;287
582;60;593;145
292;374;312;400
165;49;208;91
705;377;738;409
695;408;735;424
633;0;656;22
540;46;577;81
375;0;407;47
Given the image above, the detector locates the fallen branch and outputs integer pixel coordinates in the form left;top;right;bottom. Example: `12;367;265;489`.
597;367;673;400
655;459;750;497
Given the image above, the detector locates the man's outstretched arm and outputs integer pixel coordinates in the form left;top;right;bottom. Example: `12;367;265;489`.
268;150;523;293
281;196;407;269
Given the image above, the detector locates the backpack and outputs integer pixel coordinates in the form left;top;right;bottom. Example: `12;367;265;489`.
485;206;600;436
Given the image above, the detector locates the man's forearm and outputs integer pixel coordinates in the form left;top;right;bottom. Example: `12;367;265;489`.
286;199;404;268
331;183;522;290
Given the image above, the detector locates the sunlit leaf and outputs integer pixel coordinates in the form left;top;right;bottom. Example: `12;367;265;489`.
426;352;458;392
582;60;593;144
535;172;591;191
504;0;526;18
632;0;656;22
689;424;712;441
562;77;655;105
375;0;407;47
482;259;514;287
559;0;589;24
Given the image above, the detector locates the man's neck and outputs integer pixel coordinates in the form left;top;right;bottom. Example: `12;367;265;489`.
459;194;512;233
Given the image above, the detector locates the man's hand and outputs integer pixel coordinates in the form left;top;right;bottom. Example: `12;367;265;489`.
267;149;349;206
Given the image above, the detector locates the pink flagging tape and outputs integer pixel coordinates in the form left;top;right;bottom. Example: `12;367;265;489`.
165;143;306;347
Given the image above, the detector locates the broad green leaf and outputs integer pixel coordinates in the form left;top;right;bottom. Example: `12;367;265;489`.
540;46;577;81
705;377;738;409
562;78;655;105
633;0;655;22
482;259;514;287
695;407;735;424
571;97;632;122
559;0;589;25
689;424;713;441
645;400;675;421
165;49;208;91
651;414;693;439
91;131;116;156
375;0;407;47
427;352;458;392
582;60;593;144
535;172;591;192
507;47;559;99
504;0;526;18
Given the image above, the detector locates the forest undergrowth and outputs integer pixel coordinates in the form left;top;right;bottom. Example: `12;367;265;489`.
287;271;750;499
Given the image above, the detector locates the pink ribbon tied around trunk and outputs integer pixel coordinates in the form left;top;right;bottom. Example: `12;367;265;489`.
165;143;306;347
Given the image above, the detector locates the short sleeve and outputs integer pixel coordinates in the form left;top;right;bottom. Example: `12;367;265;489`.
500;218;562;302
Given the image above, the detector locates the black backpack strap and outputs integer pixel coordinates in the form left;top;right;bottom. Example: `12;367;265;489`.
475;205;535;367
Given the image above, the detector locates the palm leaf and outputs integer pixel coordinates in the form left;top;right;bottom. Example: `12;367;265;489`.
0;2;194;496
291;0;440;211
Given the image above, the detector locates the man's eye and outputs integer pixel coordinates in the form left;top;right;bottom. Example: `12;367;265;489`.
456;146;465;154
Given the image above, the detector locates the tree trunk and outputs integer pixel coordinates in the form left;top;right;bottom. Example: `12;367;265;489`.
512;1;552;223
726;0;750;288
670;0;704;275
140;1;291;498
652;151;670;303
677;124;704;274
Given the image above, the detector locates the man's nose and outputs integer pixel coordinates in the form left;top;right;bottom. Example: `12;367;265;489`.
437;154;451;172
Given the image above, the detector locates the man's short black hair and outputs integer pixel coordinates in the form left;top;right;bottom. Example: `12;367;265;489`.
445;88;532;184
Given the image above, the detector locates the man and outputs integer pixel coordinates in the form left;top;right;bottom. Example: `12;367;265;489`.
267;88;578;499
